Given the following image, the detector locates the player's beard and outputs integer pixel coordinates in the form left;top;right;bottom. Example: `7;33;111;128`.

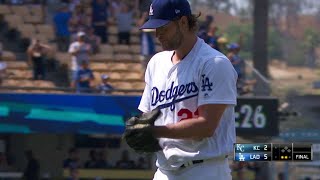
161;24;183;51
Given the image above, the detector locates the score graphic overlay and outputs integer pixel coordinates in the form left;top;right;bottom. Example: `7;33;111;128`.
234;143;313;162
293;144;313;161
234;143;272;162
272;144;292;160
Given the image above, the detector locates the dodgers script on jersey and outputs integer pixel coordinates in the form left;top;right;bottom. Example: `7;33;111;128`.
138;38;238;171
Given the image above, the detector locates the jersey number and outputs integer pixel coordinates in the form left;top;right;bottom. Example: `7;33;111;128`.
177;108;199;121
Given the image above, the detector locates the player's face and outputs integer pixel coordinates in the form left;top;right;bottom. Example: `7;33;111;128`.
156;20;183;51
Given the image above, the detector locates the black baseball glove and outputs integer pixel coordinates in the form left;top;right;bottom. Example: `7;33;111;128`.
123;108;162;153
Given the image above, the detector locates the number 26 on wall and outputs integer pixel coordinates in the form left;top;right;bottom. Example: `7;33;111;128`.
235;105;267;128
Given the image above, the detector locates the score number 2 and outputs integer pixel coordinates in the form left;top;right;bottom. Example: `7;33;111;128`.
235;105;266;128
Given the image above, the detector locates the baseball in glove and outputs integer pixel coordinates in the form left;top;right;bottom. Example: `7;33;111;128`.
123;108;162;153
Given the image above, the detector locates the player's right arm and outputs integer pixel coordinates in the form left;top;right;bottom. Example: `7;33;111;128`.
68;43;78;56
153;56;237;140
138;58;153;113
153;104;229;139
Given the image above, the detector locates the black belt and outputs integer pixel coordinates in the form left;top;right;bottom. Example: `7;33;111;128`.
180;160;204;168
180;155;229;168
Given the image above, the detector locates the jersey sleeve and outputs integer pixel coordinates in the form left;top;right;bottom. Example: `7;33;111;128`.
198;56;238;107
138;61;152;113
89;70;94;79
68;43;76;54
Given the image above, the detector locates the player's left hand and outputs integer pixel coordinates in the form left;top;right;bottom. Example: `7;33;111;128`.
123;108;162;153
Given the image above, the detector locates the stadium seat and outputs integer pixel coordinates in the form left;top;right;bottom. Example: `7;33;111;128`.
156;45;162;53
2;51;16;61
33;80;56;88
127;63;143;72
36;24;55;41
108;25;118;35
24;15;43;24
130;44;141;54
85;7;92;15
11;6;30;17
90;63;108;71
5;61;29;70
2;79;33;87
108;35;118;45
132;54;143;61
107;17;116;25
132;82;146;90
90;53;114;62
114;54;133;61
29;5;43;17
55;53;71;66
130;35;141;44
46;43;58;59
113;44;130;54
156;39;162;45
113;82;132;90
82;0;93;6
110;91;126;95
17;24;37;38
124;72;142;81
99;44;114;54
7;69;33;79
33;34;50;43
108;72;122;80
4;14;23;29
111;63;128;71
0;5;12;15
130;27;140;35
93;71;101;80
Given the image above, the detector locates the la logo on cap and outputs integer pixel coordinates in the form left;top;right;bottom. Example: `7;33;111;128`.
149;4;154;16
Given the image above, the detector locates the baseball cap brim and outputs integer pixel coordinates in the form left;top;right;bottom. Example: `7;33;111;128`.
140;19;171;29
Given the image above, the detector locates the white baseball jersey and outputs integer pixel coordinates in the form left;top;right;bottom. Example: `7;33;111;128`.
138;37;237;171
68;41;90;71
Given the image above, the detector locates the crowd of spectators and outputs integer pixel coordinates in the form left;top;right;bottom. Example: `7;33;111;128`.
0;0;153;94
0;0;42;4
23;150;40;180
0;150;40;180
0;43;7;86
97;74;114;94
63;148;151;180
63;148;149;179
115;3;133;45
198;15;256;95
27;39;52;80
52;0;150;93
51;0;144;51
0;0;257;95
0;152;13;172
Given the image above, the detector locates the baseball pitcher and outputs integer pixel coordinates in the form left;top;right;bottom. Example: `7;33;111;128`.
123;0;237;179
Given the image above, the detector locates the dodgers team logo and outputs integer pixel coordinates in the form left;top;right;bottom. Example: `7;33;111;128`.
149;4;154;16
151;81;198;111
201;74;213;91
151;75;213;111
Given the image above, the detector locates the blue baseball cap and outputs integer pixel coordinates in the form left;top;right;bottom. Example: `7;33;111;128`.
101;74;109;80
227;43;240;50
140;0;192;29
